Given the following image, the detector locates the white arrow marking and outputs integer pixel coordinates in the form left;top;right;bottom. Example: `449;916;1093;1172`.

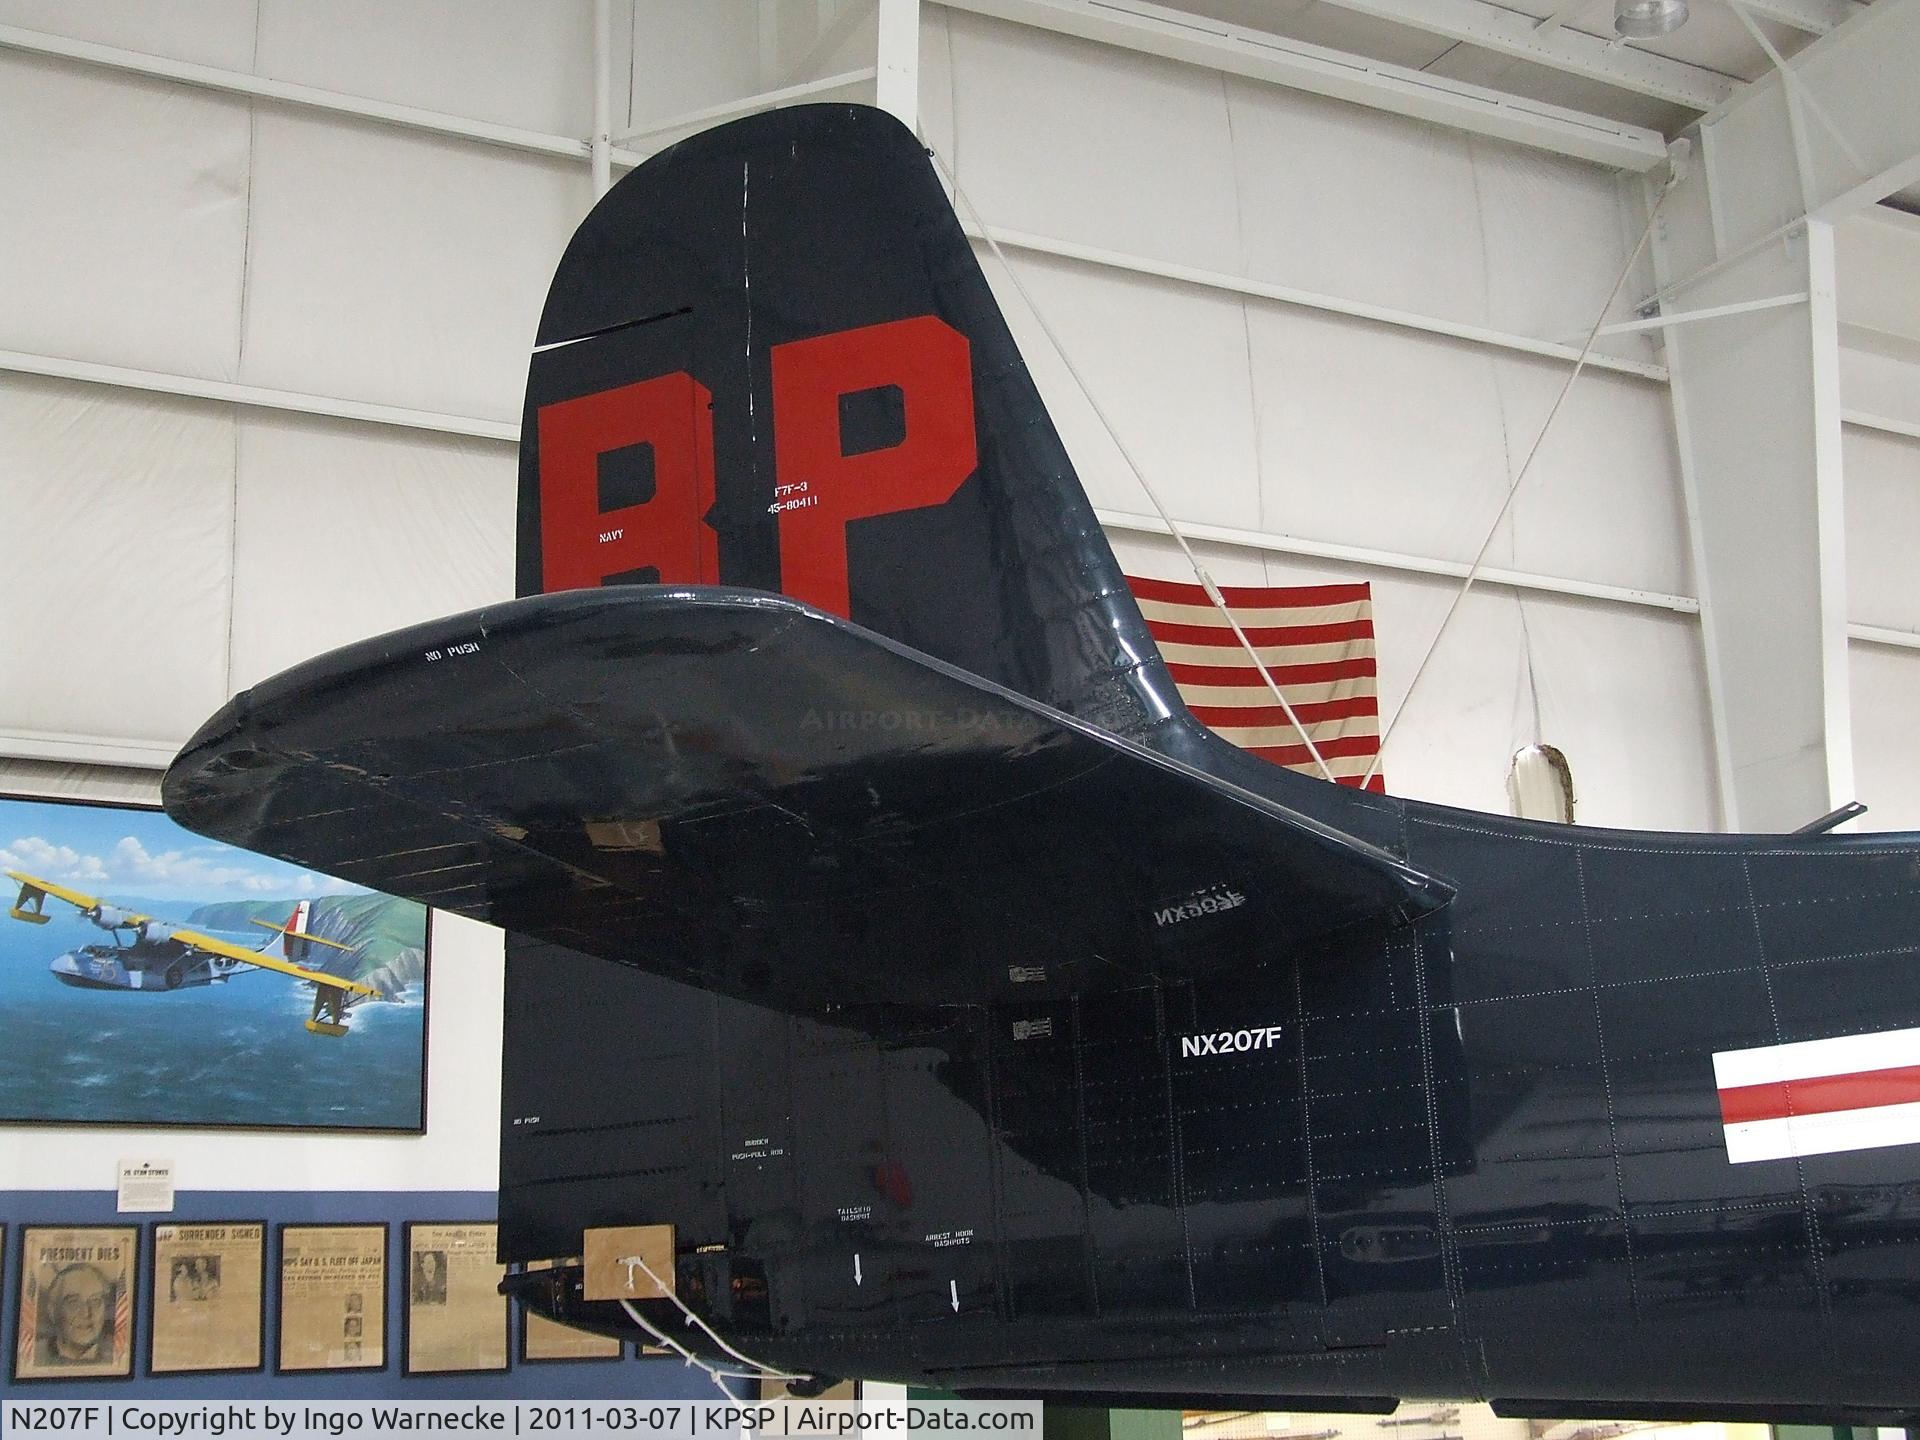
949;1280;959;1312
854;1253;863;1286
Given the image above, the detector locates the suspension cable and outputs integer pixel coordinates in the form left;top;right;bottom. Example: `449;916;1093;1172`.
1357;166;1682;788
923;139;1340;784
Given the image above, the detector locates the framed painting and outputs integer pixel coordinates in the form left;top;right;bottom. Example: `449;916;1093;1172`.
0;793;429;1131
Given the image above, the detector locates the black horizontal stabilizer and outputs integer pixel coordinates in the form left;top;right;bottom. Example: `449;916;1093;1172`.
164;588;1450;1016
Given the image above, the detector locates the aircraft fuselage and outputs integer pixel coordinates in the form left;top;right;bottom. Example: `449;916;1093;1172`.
502;757;1920;1422
48;942;234;993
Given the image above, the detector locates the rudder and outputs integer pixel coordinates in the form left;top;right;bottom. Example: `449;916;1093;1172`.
517;103;1177;738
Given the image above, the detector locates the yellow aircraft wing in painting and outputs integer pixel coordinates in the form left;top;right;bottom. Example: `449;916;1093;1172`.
6;869;132;922
164;924;378;996
4;868;377;997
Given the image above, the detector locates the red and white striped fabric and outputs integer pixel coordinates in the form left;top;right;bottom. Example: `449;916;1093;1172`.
1127;575;1384;792
1715;1027;1920;1163
114;1279;131;1364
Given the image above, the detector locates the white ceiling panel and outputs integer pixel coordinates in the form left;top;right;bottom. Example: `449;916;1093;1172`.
1426;45;1690;132
1226;76;1492;328
1843;425;1920;632
0;376;235;744
945;9;1244;274
1154;0;1843;133
1499;357;1690;597
0;0;257;70
228;412;515;690
985;255;1266;531
1472;143;1655;349
0;54;249;380
256;0;593;136
239;112;587;422
1850;642;1920;830
624;1;769;132
1246;306;1516;565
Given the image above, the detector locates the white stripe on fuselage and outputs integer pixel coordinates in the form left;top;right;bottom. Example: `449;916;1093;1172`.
1725;1100;1920;1164
1713;1026;1920;1089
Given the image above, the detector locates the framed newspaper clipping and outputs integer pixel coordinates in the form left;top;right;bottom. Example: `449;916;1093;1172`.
148;1220;266;1375
403;1222;508;1376
11;1225;138;1382
277;1223;386;1373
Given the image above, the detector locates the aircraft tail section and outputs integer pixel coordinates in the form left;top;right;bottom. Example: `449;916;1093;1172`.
519;104;1180;739
283;899;309;960
160;589;1452;1023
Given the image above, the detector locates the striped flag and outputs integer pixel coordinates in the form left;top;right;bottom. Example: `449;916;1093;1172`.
1127;575;1385;792
114;1277;131;1364
1715;1027;1920;1163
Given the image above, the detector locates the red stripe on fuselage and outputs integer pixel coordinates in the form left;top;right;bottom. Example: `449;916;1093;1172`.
1718;1063;1920;1124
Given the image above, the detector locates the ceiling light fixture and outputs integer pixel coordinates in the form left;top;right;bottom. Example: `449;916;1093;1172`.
1614;0;1690;37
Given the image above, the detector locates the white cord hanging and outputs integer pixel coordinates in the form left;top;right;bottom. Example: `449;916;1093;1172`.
617;1299;755;1398
614;1254;811;1398
922;139;1340;785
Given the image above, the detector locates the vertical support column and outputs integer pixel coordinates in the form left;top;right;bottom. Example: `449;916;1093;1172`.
1806;219;1855;814
591;0;613;199
1653;142;1852;833
876;0;921;130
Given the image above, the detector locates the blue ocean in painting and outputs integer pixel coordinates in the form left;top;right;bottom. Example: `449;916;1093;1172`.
0;798;428;1131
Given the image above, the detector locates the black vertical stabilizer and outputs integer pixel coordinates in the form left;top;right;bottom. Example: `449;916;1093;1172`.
516;103;1181;740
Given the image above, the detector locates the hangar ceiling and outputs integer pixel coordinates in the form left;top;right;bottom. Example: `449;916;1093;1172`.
1167;0;1844;131
948;0;1913;207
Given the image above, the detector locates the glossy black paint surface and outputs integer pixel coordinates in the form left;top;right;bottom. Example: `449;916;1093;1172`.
162;588;1442;1014
162;106;1920;1418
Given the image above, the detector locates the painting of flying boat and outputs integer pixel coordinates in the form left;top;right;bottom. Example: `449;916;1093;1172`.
0;793;428;1131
